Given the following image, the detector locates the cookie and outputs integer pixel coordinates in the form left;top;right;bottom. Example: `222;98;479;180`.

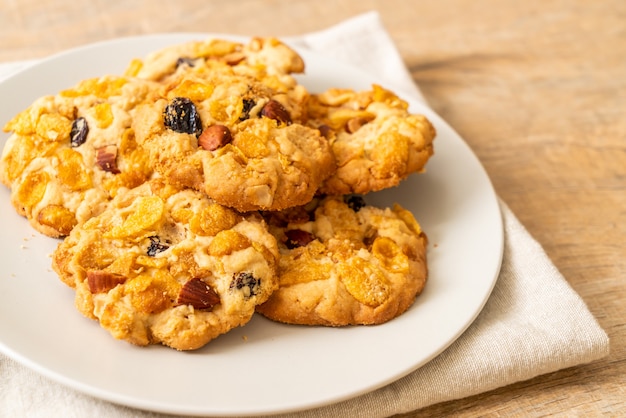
126;36;305;84
308;84;436;195
132;69;336;212
52;179;279;350
256;195;428;326
0;75;161;237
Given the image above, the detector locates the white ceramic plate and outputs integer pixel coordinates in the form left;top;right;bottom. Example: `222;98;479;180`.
0;34;503;416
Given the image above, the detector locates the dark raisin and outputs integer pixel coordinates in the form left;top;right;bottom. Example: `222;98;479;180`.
175;57;196;68
70;117;89;147
239;98;256;121
284;229;316;249
147;236;169;256
230;272;261;298
163;97;202;136
344;195;366;212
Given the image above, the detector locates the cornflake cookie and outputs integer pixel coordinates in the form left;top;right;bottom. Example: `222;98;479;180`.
125;37;305;84
308;84;436;195
256;195;428;326
52;179;279;350
0;75;161;237
132;68;335;212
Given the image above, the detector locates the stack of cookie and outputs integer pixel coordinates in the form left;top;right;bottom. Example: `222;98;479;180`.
0;37;435;350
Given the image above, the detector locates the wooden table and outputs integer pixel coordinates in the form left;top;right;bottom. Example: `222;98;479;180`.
1;1;624;416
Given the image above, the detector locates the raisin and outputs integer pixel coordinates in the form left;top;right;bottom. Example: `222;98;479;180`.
344;195;366;212
70;117;89;147
230;272;261;298
284;229;316;249
175;57;196;68
239;98;256;121
163;97;202;136
147;236;169;256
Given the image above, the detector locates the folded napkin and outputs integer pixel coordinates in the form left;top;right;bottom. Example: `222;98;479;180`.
0;11;609;418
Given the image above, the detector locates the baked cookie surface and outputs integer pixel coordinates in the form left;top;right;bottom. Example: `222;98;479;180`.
0;75;161;237
126;37;305;83
52;179;279;350
308;84;436;195
132;69;336;212
256;195;428;326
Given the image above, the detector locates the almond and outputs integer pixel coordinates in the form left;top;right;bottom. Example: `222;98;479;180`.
223;52;246;66
284;229;316;249
198;124;232;151
260;99;292;125
345;117;369;134
87;270;127;293
177;278;220;310
317;124;333;139
95;145;120;173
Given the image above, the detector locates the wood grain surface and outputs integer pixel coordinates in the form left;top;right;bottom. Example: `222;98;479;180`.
1;0;624;416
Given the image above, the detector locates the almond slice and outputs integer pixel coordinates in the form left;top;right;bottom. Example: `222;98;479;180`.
87;270;127;293
95;145;120;174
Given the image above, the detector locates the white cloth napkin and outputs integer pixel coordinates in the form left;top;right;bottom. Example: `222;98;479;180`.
0;11;609;418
